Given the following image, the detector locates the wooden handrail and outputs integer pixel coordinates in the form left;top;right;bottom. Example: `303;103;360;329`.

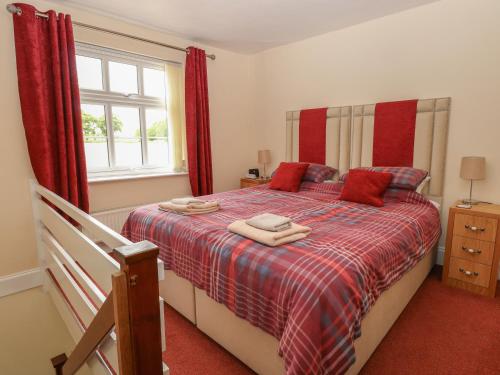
51;240;163;375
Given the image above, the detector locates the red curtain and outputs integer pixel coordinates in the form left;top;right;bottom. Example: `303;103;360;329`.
12;3;89;212
185;47;213;196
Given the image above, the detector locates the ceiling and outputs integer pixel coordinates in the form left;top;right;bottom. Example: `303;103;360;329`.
56;0;439;54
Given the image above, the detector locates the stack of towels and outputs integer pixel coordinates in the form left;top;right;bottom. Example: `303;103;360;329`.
228;213;311;247
159;197;220;215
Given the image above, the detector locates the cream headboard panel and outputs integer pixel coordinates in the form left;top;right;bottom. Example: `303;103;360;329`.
351;97;451;197
285;106;352;176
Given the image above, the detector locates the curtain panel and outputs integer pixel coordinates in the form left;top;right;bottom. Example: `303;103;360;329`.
185;46;213;196
165;63;186;172
12;3;89;212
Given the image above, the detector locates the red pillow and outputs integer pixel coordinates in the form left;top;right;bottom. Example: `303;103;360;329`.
339;169;393;207
270;162;309;192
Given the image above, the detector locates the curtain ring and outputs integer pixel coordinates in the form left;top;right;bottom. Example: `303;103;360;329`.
6;4;22;16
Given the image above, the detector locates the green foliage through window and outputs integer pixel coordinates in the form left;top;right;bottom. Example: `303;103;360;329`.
82;112;123;142
134;120;168;141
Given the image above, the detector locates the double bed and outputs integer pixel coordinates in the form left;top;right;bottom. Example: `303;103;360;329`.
122;97;451;374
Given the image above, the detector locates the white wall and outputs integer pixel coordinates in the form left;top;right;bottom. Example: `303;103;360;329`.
253;0;500;242
0;0;257;276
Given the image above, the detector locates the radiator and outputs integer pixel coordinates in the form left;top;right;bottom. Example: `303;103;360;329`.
91;205;138;234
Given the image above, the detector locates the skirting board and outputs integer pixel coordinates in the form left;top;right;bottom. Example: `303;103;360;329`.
436;245;446;265
0;247;496;300
0;268;42;298
0;250;495;296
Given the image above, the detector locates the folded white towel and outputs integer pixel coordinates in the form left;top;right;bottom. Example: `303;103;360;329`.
228;220;311;247
158;200;220;215
159;206;219;216
246;213;292;232
171;197;204;205
187;201;219;209
181;207;219;216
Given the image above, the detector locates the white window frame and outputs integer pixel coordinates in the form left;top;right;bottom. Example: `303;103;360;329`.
76;42;182;181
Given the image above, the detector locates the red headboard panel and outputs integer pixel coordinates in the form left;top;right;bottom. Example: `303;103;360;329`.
372;99;418;167
298;108;328;164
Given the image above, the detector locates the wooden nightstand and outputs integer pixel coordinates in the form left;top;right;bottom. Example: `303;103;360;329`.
240;177;271;189
442;201;500;297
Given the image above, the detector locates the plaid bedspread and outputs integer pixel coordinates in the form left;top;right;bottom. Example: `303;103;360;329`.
122;182;441;374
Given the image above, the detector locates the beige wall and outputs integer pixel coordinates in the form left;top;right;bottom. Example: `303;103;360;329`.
2;0;500;277
0;0;257;276
0;287;88;375
0;0;38;276
253;0;500;242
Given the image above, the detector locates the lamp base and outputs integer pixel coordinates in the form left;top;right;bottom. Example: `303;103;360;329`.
462;198;481;205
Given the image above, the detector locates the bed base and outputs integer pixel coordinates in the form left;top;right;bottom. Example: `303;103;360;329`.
160;270;196;323
159;248;436;374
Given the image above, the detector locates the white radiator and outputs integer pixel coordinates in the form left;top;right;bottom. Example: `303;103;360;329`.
91;205;138;234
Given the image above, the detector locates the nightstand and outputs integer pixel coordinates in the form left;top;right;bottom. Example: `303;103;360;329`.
442;201;500;297
240;177;271;189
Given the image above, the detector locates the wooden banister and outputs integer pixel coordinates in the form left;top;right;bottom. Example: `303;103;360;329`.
51;240;163;375
112;272;134;375
113;241;164;375
53;294;115;374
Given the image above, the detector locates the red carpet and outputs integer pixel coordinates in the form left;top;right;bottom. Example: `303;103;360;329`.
163;268;500;375
162;304;254;375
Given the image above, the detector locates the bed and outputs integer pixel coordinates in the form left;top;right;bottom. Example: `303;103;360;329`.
122;97;450;374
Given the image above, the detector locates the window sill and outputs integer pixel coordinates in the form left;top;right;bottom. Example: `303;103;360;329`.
88;171;188;184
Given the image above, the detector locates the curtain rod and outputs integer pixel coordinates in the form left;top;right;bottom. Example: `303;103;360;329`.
6;4;216;60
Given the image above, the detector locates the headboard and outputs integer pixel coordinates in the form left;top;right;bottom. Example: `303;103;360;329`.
352;97;450;198
285;106;352;177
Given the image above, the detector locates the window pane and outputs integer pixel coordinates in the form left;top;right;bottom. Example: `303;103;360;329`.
112;106;142;167
145;109;169;167
81;104;109;170
143;68;166;98
109;61;138;94
76;56;103;90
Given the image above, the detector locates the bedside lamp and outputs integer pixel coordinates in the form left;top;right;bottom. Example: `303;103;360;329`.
258;150;271;179
460;156;485;205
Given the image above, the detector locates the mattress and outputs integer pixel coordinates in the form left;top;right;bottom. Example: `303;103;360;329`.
122;182;441;374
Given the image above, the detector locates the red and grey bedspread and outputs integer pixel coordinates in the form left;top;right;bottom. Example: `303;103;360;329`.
122;182;441;374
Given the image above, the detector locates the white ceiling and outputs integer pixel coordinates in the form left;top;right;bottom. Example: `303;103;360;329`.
56;0;439;54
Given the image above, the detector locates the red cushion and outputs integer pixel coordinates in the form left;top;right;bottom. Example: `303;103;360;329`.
270;162;309;192
339;169;393;207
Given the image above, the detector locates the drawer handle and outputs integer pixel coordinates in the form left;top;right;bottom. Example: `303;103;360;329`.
464;225;485;232
459;268;479;277
461;246;482;255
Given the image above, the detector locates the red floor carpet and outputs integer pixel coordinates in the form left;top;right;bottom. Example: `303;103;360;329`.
163;268;500;375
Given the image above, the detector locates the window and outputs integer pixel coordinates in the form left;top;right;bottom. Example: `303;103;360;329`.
76;43;185;180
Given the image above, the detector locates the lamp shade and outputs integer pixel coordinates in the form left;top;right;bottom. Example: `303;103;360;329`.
460;156;486;180
258;150;271;164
